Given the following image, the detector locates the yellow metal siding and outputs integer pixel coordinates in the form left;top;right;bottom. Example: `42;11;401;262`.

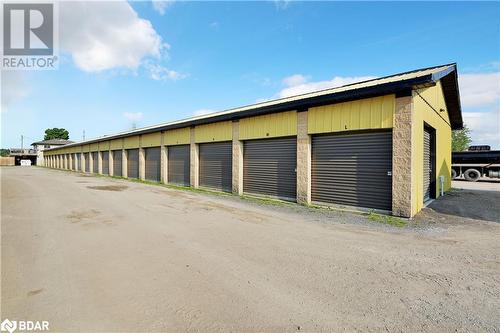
164;127;190;146
89;143;99;152
108;139;121;150
99;141;110;151
195;121;232;143
141;132;161;147
412;81;452;215
239;111;297;140
308;95;395;134
81;144;89;152
124;136;140;149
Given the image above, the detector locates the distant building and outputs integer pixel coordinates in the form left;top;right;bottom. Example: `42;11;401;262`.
31;139;74;166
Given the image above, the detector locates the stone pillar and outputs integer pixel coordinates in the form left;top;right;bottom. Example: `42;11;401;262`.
122;149;128;178
190;127;199;188
68;154;72;170
161;132;168;183
89;153;94;173
392;95;414;218
81;153;85;172
64;155;67;169
98;152;103;174
296;110;311;205
139;147;146;180
109;150;114;176
232;121;243;195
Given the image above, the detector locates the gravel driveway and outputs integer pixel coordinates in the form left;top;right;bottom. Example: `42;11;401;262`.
2;167;499;332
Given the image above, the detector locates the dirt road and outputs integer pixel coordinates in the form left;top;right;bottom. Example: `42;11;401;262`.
2;167;499;332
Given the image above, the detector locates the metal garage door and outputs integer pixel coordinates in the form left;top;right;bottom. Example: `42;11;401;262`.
423;128;433;202
312;131;392;211
92;152;98;173
243;137;297;200
113;150;122;176
199;141;232;192
145;147;161;182
127;149;139;179
168;145;190;185
84;153;90;172
102;151;109;175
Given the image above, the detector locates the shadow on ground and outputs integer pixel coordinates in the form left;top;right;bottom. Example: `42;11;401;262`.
427;189;500;223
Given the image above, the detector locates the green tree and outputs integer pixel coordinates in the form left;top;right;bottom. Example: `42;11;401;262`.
0;149;10;157
44;128;69;140
452;124;472;152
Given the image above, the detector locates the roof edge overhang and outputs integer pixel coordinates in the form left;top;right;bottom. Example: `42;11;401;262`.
437;64;463;130
46;64;463;151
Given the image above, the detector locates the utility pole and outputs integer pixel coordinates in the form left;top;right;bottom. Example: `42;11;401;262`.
21;135;24;150
82;130;85;141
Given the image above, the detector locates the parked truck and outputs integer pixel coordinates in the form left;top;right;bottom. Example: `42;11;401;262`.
452;145;500;181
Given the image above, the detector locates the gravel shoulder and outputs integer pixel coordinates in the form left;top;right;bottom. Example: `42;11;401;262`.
2;167;499;332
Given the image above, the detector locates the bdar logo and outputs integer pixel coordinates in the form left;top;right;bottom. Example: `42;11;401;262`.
0;319;17;333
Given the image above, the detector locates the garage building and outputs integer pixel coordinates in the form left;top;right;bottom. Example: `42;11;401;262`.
44;64;463;217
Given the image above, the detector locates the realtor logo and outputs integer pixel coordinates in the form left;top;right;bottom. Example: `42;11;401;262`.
1;2;58;70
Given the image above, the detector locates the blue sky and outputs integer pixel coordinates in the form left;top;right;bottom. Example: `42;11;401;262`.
2;1;499;148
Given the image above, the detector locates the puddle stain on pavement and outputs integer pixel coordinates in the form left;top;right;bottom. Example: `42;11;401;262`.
87;185;128;191
27;288;44;297
65;209;101;223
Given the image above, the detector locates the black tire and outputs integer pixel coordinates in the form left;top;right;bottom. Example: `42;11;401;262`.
451;169;457;179
464;168;481;182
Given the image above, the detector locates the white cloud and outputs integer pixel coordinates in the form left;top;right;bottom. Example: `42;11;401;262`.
60;1;166;72
282;74;308;87
458;72;500;108
1;71;29;112
123;112;144;121
274;0;291;10
193;109;214;116
463;108;500;149
152;1;174;15
209;21;219;29
458;70;500;149
278;74;376;98
146;63;186;81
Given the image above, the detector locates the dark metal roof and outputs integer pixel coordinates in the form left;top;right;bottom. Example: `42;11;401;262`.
46;63;463;151
31;139;74;146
